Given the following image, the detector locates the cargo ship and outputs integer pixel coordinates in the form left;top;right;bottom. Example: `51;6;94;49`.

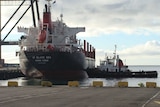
17;0;95;81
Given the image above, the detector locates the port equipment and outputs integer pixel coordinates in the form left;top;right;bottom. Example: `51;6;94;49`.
0;0;40;67
118;81;128;87
146;82;157;88
8;81;18;87
68;81;79;87
41;81;52;87
92;81;103;87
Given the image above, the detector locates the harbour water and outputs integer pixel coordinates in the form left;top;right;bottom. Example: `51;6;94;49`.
86;65;160;87
0;65;160;87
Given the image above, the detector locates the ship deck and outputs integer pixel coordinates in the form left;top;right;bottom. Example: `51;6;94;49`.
0;86;159;107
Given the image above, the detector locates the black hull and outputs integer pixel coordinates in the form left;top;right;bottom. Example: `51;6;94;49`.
86;68;158;78
19;51;94;81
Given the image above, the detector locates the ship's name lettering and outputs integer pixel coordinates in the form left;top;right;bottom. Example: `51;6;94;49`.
35;59;49;62
32;56;51;59
32;56;51;63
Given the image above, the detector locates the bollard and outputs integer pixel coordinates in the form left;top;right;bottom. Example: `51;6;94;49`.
68;81;79;87
8;81;18;87
118;81;128;88
41;81;52;87
146;82;156;88
92;81;103;87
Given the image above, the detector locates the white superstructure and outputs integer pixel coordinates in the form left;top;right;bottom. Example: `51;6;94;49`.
17;1;85;53
97;46;129;72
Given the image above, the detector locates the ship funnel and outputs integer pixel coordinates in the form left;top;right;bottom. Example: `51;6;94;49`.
43;4;52;34
45;4;47;12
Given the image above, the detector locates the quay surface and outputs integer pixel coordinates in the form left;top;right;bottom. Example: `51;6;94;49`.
0;86;159;107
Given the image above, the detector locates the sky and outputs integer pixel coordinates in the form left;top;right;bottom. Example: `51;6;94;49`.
1;0;160;65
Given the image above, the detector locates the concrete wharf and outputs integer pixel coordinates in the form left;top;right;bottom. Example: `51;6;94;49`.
0;86;159;107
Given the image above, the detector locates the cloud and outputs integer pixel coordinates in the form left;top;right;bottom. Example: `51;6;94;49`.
56;0;160;36
96;40;160;65
1;0;160;65
2;0;160;37
119;40;160;56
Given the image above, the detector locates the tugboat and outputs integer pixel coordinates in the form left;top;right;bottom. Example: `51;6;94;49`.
17;0;95;82
97;45;129;72
86;45;157;78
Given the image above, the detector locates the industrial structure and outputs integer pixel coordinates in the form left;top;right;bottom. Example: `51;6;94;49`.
0;0;39;67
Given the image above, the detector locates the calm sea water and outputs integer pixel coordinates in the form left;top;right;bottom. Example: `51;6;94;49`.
83;65;160;87
1;65;160;87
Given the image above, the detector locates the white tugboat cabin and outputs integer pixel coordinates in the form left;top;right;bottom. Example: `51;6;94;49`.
97;45;129;72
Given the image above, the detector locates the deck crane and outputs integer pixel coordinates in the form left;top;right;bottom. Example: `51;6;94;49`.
0;0;40;67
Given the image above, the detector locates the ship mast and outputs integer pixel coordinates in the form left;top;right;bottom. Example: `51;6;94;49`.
113;45;117;59
60;13;63;22
46;0;51;12
46;0;56;11
113;45;118;68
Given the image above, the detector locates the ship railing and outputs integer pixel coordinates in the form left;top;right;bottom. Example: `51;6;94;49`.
24;44;83;53
23;45;48;52
17;26;28;34
53;44;82;52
